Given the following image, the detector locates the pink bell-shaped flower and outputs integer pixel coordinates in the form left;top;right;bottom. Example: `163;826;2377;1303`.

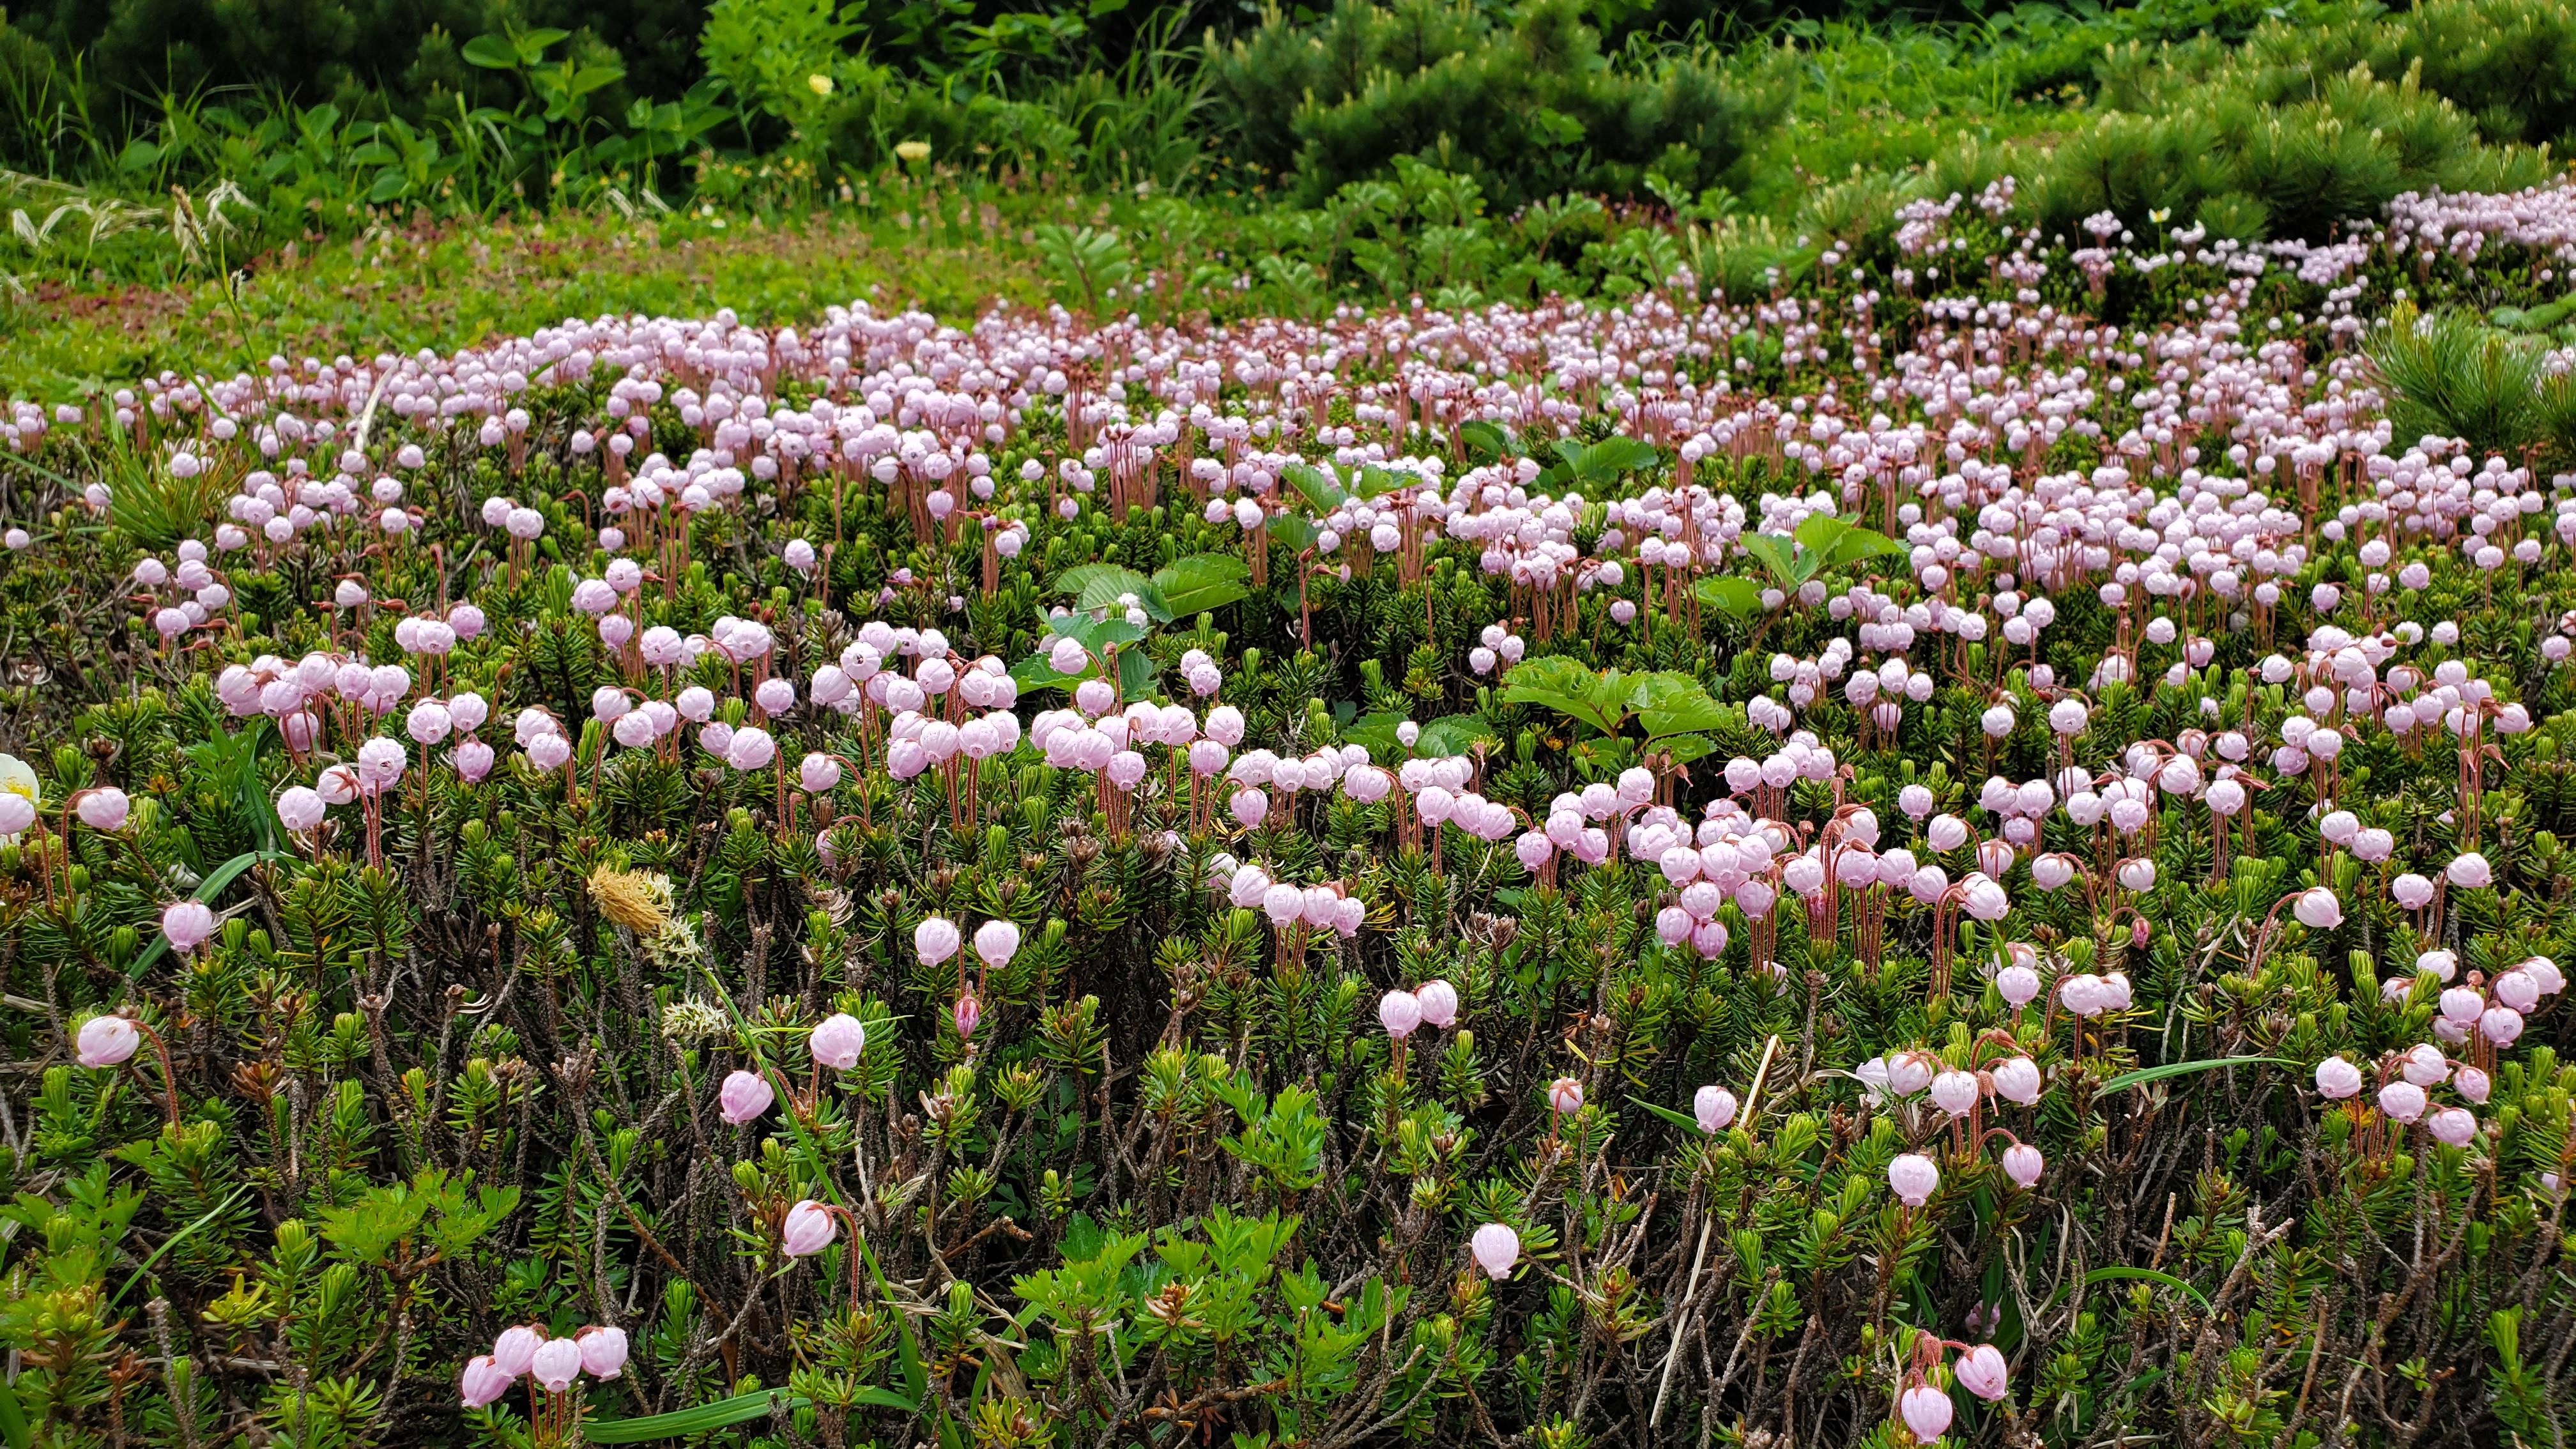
530;1338;583;1393
781;1199;837;1257
809;1013;866;1070
2313;1057;2363;1100
1954;1343;2009;1402
1899;1381;1954;1441
576;1326;629;1380
77;1015;139;1068
1378;990;1422;1039
1693;1085;1737;1133
490;1324;544;1378
160;900;216;952
1888;1153;1940;1207
718;1069;774;1125
459;1354;512;1407
1415;979;1458;1028
2002;1142;2044;1187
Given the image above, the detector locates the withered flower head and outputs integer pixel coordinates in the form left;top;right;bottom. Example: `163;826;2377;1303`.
588;864;673;936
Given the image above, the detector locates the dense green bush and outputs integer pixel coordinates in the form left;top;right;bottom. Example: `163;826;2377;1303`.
1207;0;1792;208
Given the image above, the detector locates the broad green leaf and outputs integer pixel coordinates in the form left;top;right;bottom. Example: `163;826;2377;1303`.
1740;533;1808;588
1791;512;1853;556
1010;655;1085;692
1821;525;1907;569
1268;512;1322;553
1458;420;1513;463
461;33;522;68
1056;564;1163;620
1281;461;1346;513
1579;436;1660;478
515;27;571;62
1339;710;1408;760
586;1390;812;1443
1152;553;1250;617
1116;649;1157;702
1501;657;1626;735
1695;576;1766;618
2095;1057;2291;1095
1659;732;1716;767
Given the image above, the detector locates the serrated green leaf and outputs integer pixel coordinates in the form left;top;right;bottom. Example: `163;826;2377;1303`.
1282;461;1346;513
1152;553;1250;617
1630;673;1727;739
1740;533;1809;588
1413;714;1494;756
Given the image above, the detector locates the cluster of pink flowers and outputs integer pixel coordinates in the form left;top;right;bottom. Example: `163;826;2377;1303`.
458;1322;628;1406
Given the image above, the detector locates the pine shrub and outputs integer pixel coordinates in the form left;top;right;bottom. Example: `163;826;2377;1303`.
1206;0;1791;209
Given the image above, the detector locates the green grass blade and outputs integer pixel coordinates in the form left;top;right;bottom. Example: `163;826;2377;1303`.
585;1389;809;1443
0;1376;30;1449
125;849;289;979
1626;1095;1709;1135
2094;1057;2290;1096
2084;1266;2211;1311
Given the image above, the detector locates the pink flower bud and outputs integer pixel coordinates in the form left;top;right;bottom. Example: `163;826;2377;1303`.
1470;1222;1519;1279
77;788;130;831
1379;990;1422;1039
530;1338;582;1393
491;1325;544;1378
460;1354;512;1408
2428;1107;2478;1146
1899;1381;1954;1441
2378;1080;2428;1123
781;1199;837;1257
916;916;960;965
1989;1055;2041;1105
77;1014;139;1067
2002;1142;2044;1187
2313;1057;2363;1099
1416;979;1458;1028
1887;1152;1940;1206
975;919;1021;970
809;1013;866;1070
576;1326;629;1380
1954;1343;2010;1402
953;993;981;1041
161;900;215;951
1548;1077;1584;1116
718;1069;774;1125
1693;1085;1738;1133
